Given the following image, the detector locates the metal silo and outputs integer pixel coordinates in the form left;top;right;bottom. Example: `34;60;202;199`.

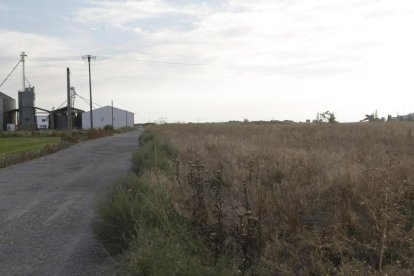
18;87;35;130
0;92;17;131
4;96;16;130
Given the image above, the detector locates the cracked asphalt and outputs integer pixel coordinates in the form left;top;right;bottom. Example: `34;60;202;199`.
0;129;143;275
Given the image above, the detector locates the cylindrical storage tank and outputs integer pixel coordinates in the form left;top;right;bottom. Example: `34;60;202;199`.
0;92;17;131
3;97;16;113
18;87;36;130
4;97;16;129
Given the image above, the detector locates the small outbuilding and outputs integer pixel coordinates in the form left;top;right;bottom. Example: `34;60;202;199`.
82;106;134;129
49;107;84;130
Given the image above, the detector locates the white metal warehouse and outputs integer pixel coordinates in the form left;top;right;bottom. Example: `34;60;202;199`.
82;106;134;129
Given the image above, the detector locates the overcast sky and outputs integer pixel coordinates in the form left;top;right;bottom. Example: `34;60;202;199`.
0;0;414;123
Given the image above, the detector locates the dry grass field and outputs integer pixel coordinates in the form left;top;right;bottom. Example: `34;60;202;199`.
147;122;414;274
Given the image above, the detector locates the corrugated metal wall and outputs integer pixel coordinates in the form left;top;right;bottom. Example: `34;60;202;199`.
82;106;134;129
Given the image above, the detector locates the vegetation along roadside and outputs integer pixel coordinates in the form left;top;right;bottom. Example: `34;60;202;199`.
94;123;414;275
0;127;126;169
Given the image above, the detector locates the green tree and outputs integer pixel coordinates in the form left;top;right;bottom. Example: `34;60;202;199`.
328;113;336;123
320;111;337;123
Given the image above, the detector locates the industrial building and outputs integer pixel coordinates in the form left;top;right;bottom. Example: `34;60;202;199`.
0;92;17;131
2;52;134;132
82;106;134;129
50;107;84;130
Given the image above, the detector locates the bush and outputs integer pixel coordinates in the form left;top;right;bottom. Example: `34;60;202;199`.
87;129;113;139
103;125;114;131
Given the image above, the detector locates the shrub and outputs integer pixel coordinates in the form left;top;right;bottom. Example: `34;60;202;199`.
103;125;114;131
87;129;113;139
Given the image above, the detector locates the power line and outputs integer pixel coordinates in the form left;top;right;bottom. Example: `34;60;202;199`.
25;77;32;87
56;99;67;109
0;59;21;89
0;54;344;71
77;95;90;106
0;56;82;61
73;91;102;108
0;54;352;74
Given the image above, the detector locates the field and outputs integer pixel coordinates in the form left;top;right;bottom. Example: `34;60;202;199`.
0;128;120;169
146;122;414;274
0;136;64;168
0;137;61;155
95;122;414;275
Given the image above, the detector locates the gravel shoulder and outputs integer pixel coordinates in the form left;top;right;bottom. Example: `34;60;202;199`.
0;130;143;275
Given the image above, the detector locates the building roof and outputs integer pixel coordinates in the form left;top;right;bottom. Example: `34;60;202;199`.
82;105;134;114
50;106;85;114
0;91;15;100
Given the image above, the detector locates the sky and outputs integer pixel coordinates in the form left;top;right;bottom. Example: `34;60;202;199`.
0;0;414;123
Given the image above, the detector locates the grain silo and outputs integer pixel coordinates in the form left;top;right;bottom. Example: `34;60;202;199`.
0;92;17;131
18;87;36;130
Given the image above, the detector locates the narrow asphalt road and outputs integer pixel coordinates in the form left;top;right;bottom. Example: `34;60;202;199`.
0;129;143;275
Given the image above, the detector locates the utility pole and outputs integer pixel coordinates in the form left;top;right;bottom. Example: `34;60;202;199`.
66;68;72;132
126;110;128;127
82;54;96;129
111;100;114;128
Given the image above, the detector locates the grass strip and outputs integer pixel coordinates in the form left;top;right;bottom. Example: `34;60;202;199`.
0;137;61;155
94;130;234;275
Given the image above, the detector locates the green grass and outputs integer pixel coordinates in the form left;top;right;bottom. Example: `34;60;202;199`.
0;137;61;156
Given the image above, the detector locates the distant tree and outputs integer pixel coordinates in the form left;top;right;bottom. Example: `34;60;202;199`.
328;113;336;124
243;118;249;123
361;111;383;123
320;111;337;123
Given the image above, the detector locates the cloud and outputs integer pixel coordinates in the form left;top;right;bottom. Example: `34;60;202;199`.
0;30;72;57
3;0;414;122
0;3;8;11
365;10;393;18
74;0;405;77
0;30;77;104
74;0;207;27
121;1;362;75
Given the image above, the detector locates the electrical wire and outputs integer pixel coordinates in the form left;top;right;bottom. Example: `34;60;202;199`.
56;99;67;109
77;95;91;107
0;55;352;75
0;60;21;89
25;77;32;87
73;91;103;108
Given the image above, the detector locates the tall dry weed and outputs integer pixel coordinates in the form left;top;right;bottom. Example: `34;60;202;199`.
148;122;414;274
